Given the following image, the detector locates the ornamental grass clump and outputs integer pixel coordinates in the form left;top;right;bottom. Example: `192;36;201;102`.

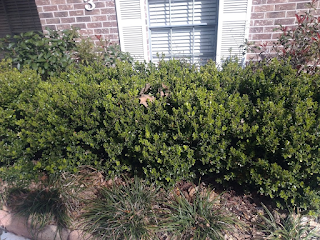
163;188;239;240
259;203;320;239
6;185;65;238
8;187;69;231
4;171;84;239
81;177;161;240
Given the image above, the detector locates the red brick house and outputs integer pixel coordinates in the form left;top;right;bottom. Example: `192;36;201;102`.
0;0;319;64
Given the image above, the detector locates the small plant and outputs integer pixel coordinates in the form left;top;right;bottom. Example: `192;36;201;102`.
74;36;98;65
164;188;238;240
95;35;134;67
8;188;69;233
81;176;160;240
275;0;320;74
245;0;320;74
75;35;133;67
259;203;320;239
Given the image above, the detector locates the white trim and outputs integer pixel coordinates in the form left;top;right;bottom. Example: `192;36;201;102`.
147;0;152;61
243;0;252;66
216;0;224;64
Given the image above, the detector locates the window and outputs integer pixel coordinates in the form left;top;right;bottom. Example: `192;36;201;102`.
115;0;251;65
148;0;218;65
0;0;42;38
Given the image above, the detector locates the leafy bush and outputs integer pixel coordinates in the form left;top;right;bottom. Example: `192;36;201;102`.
0;28;79;79
1;57;320;210
0;29;133;80
95;35;134;67
235;59;320;209
0;60;41;181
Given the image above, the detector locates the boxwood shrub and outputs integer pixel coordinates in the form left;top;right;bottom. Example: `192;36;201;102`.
0;58;320;209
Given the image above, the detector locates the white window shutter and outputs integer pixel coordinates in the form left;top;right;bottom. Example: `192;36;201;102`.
216;0;251;65
115;0;148;62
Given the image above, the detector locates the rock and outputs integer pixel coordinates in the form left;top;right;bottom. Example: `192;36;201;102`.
310;219;319;228
0;210;32;239
0;210;9;226
2;205;12;212
0;231;30;240
37;225;70;240
0;211;71;240
68;230;93;240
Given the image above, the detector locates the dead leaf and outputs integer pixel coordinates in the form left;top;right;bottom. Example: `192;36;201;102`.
140;83;151;95
188;186;198;198
139;94;155;107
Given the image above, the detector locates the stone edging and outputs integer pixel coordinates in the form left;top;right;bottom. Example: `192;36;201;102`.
0;209;91;240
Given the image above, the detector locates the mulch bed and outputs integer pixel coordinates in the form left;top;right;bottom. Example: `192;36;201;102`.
0;169;294;240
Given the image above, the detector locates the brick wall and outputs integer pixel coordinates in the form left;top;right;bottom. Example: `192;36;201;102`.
247;0;320;60
35;0;119;44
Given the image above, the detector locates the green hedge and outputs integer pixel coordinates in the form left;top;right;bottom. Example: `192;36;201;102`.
1;58;320;209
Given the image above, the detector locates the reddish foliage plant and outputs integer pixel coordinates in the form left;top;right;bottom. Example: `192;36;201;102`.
246;0;320;75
